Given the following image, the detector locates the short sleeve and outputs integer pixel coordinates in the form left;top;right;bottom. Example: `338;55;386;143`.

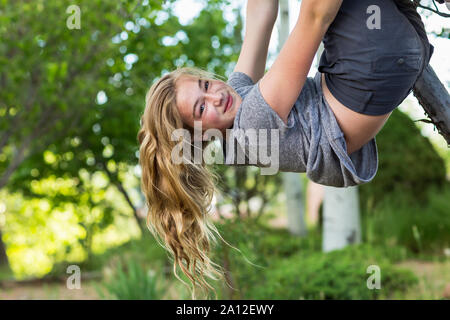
236;80;296;132
227;71;254;88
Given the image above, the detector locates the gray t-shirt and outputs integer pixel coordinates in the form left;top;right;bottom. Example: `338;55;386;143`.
222;71;378;187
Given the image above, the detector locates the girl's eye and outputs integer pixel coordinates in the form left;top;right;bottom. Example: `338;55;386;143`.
199;81;209;116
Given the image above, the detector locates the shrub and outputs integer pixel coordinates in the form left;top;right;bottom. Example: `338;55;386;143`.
96;259;165;300
45;232;169;282
359;109;446;207
213;219;416;299
362;183;450;255
213;218;320;299
243;244;418;300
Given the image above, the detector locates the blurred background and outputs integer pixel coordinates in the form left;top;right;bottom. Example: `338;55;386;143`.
0;0;449;300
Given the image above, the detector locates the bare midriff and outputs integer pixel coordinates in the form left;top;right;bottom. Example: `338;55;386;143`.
321;73;392;155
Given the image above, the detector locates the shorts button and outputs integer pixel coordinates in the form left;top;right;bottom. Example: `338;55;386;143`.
397;58;404;64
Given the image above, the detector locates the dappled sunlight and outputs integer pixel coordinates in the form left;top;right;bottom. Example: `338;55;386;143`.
1;170;142;279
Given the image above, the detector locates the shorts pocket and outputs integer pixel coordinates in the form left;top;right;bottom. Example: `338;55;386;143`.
371;54;421;74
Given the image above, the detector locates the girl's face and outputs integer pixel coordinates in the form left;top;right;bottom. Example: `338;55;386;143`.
176;75;241;134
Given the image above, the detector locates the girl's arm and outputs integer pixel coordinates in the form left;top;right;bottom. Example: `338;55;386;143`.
233;0;279;83
259;0;343;125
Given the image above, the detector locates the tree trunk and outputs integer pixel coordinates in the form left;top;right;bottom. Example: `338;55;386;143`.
322;186;361;252
278;0;308;236
278;0;290;47
413;64;450;145
283;173;307;236
99;160;146;235
306;180;324;226
0;229;10;268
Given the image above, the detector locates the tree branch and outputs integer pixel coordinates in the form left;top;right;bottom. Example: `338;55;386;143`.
0;132;34;189
0;67;41;151
413;64;450;145
415;0;450;17
99;160;145;234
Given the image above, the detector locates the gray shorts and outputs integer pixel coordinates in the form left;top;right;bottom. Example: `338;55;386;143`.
318;0;429;115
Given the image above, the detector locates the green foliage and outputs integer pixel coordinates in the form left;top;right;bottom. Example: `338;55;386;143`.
4;0;242;195
213;218;416;299
1;177;140;279
363;183;450;255
213;165;284;220
96;259;165;300
88;232;169;271
89;232;192;300
359;109;446;206
47;231;166;278
216;219;321;259
243;244;418;300
0;263;13;281
0;0;244;279
1;0;142;178
213;219;321;298
357;109;449;257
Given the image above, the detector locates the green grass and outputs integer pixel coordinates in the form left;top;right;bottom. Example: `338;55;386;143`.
95;259;165;300
362;184;450;256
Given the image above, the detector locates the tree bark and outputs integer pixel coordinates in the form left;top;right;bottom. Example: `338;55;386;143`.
322;186;361;252
413;65;450;145
99;160;146;235
283;173;307;236
0;137;33;190
0;229;10;268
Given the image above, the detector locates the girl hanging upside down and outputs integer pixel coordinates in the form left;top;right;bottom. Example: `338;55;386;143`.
137;0;434;297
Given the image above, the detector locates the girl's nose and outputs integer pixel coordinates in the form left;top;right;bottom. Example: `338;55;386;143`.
206;92;224;107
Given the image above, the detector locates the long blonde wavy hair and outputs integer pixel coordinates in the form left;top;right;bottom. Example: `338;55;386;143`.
137;67;231;299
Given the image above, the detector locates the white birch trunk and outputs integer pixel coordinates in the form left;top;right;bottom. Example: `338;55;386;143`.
322;186;361;252
283;173;307;236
